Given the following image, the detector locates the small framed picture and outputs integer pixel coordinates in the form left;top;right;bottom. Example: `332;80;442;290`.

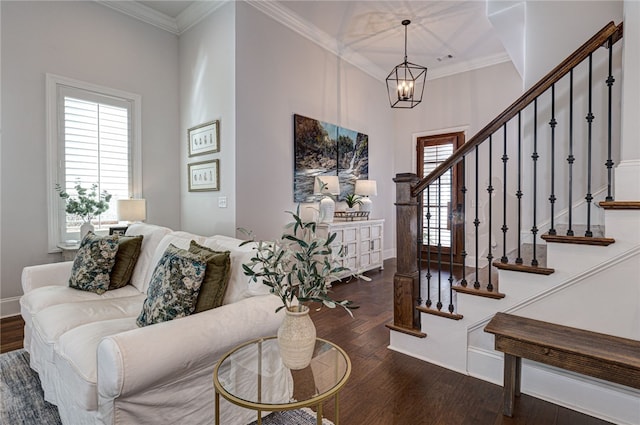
188;120;219;157
109;226;128;236
188;159;219;192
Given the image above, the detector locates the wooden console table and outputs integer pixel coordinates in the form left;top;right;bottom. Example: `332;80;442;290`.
485;312;640;417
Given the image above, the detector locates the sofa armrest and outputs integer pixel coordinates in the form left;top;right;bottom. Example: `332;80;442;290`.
21;262;73;294
97;294;283;402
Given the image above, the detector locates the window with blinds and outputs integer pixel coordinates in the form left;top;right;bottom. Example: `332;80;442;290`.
46;75;141;250
61;92;131;235
422;143;453;247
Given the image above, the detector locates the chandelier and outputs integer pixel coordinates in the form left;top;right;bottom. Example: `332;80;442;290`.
386;20;428;108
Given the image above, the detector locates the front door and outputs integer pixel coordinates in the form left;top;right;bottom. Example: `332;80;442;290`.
417;132;464;265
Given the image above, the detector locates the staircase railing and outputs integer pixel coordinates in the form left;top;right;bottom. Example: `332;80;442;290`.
390;22;624;336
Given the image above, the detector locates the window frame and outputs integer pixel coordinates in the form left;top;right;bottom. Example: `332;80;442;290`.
46;74;142;253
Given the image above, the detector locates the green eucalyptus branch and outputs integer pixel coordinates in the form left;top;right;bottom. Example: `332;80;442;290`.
56;181;112;222
240;206;368;316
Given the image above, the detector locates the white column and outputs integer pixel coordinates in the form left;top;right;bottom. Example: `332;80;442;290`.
615;0;640;200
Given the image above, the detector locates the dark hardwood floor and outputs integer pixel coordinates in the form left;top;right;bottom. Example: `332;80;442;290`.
0;259;612;425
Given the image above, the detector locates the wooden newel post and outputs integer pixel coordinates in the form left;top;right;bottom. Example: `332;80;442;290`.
387;173;426;338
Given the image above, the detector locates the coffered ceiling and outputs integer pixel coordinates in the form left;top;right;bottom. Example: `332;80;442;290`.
99;0;510;81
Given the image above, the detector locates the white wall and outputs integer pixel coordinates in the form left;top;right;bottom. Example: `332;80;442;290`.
524;1;623;88
179;2;236;237
234;2;396;252
0;1;180;312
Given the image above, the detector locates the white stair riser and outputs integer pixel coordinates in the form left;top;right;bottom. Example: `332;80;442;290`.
546;240;635;272
604;209;640;244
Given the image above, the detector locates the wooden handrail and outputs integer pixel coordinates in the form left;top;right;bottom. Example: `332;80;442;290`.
411;21;623;198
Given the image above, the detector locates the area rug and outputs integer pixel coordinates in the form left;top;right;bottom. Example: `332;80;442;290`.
1;349;333;425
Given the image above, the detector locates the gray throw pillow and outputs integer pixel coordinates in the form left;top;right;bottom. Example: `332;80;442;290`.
136;244;207;327
68;232;119;294
188;240;231;313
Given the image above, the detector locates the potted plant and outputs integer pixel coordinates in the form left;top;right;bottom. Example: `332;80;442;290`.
241;207;363;369
344;193;362;211
56;182;112;238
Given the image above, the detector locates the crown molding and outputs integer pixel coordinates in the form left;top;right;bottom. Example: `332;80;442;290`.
96;1;180;34
176;1;229;35
95;1;226;36
246;0;387;81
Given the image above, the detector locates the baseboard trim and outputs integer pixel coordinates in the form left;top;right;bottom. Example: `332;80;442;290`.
1;297;21;318
467;347;640;425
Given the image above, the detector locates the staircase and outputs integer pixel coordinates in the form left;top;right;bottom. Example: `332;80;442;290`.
388;21;640;425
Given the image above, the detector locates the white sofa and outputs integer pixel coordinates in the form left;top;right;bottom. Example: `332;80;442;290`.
20;223;285;425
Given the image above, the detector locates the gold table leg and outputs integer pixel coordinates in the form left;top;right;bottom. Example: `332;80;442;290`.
335;393;340;425
215;391;220;425
317;403;323;425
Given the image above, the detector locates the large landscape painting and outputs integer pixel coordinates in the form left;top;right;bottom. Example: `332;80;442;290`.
293;114;368;202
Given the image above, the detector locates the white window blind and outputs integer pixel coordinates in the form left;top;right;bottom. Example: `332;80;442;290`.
47;74;141;251
61;94;131;233
422;143;454;247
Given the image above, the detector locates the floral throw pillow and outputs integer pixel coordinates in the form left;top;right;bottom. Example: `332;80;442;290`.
136;244;207;327
68;232;119;294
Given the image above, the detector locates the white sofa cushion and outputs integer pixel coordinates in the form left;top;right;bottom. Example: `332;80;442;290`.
124;223;172;292
54;317;138;411
32;295;146;365
21;285;141;327
30;295;145;404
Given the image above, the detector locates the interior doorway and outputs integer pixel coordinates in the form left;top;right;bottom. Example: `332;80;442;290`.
416;132;465;265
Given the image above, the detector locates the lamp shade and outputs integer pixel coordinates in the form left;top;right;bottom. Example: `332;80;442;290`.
355;180;377;197
313;176;340;195
117;199;146;222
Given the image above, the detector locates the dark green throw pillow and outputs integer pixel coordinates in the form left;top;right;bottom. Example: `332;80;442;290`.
69;232;119;294
109;235;144;290
189;240;231;313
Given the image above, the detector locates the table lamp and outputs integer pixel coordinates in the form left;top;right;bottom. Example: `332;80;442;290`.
314;176;340;223
117;198;146;224
355;180;377;213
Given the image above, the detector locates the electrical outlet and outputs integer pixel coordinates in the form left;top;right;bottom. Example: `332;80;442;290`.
218;197;227;208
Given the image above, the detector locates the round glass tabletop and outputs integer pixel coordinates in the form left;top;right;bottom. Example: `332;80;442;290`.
214;336;351;410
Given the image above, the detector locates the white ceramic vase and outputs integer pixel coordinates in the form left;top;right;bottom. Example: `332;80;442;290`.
80;221;94;239
277;305;316;370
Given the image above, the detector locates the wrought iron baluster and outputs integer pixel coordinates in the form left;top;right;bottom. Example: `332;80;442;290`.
425;186;432;308
567;70;575;236
532;98;539;267
474;145;480;289
487;136;494;292
448;168;455;314
516;112;523;265
460;157;468;287
417;200;423;307
549;84;557;236
437;177;443;311
606;35;615;202
501;123;509;263
585;53;594;237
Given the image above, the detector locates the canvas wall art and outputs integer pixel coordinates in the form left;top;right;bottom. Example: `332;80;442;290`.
293;114;368;202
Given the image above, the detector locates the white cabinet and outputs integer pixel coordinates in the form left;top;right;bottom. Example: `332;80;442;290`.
317;219;384;278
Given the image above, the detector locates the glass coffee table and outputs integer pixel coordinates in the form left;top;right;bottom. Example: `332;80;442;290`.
213;336;351;425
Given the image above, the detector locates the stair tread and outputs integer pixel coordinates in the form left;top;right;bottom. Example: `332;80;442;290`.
541;233;615;246
599;201;640;210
